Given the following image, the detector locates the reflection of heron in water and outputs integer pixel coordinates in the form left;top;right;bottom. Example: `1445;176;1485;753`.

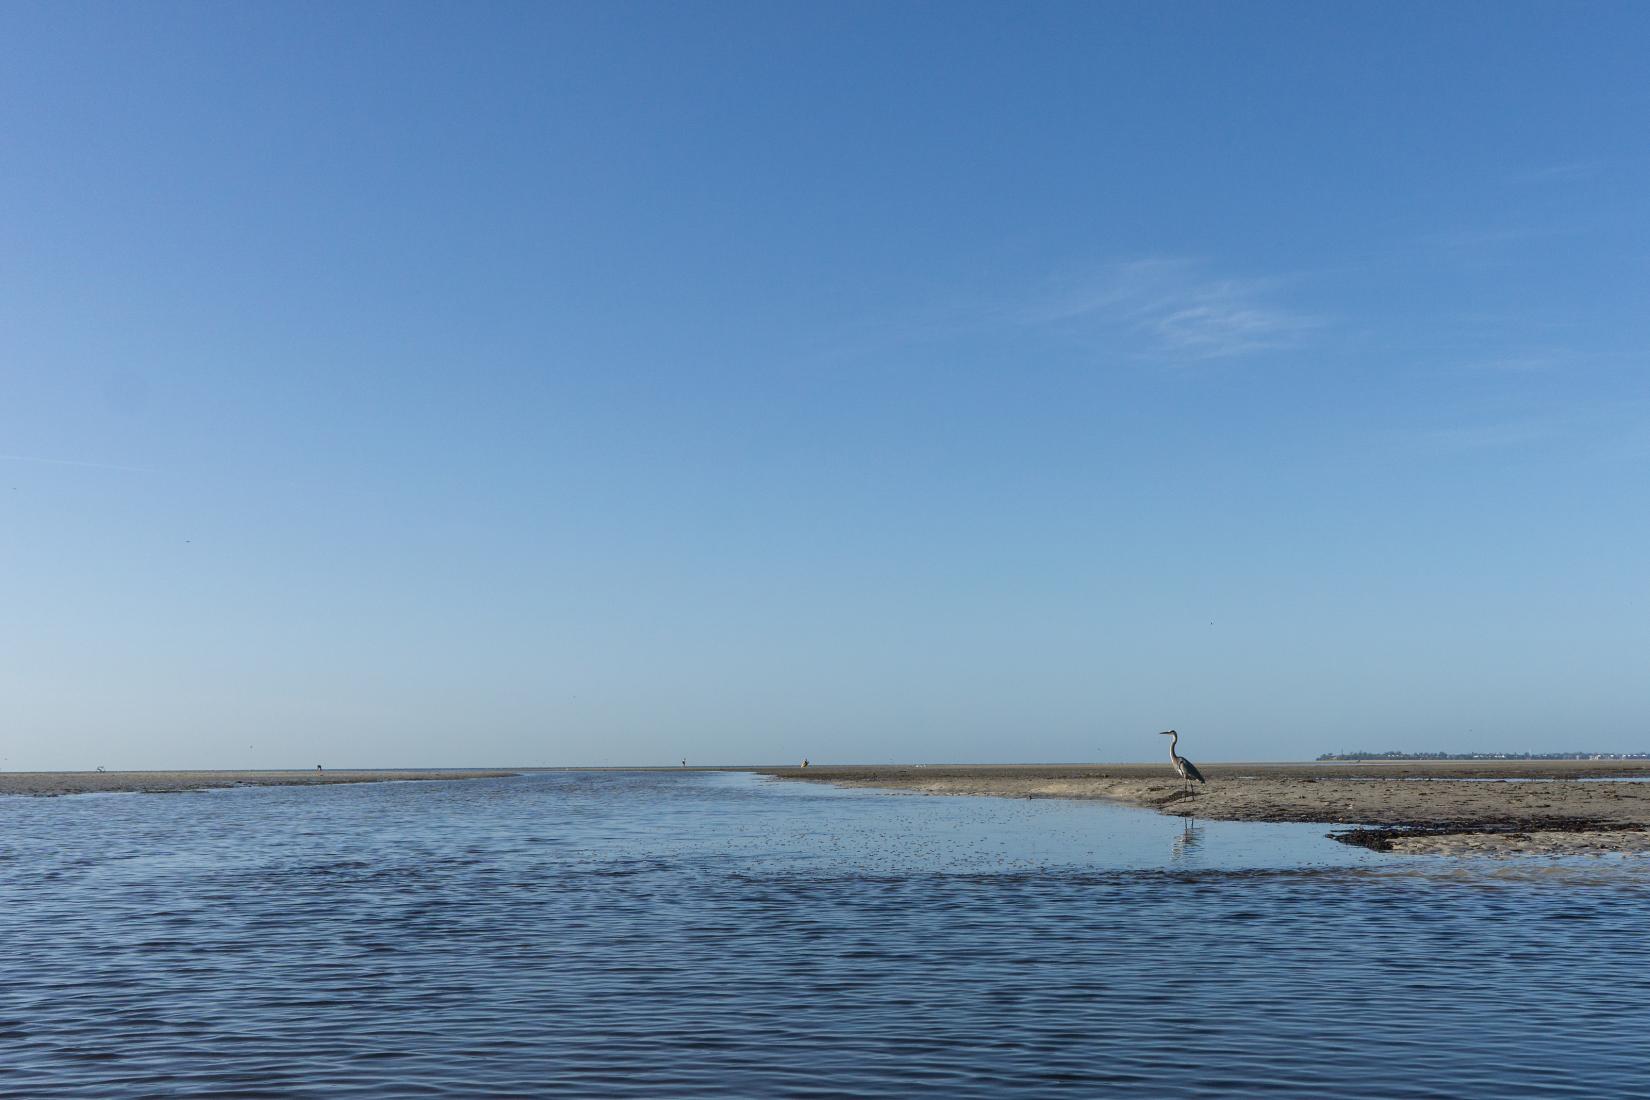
1171;816;1204;861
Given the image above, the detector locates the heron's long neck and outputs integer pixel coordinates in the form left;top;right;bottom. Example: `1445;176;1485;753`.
1167;731;1179;759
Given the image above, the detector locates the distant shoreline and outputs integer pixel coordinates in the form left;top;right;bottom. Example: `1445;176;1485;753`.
0;769;522;798
756;760;1650;857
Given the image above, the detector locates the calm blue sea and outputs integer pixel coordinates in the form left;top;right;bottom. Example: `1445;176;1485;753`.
3;771;1648;1097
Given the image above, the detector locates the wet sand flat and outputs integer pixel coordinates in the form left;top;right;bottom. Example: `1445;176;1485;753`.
757;761;1650;855
0;769;521;797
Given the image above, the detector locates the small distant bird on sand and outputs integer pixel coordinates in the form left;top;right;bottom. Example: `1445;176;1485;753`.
1159;729;1206;793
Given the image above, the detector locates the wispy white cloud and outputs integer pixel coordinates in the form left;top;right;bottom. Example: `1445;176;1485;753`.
1512;160;1603;185
1014;258;1321;362
1455;346;1646;375
1397;393;1650;461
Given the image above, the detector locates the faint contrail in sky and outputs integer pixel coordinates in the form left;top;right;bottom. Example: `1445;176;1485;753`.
0;453;156;474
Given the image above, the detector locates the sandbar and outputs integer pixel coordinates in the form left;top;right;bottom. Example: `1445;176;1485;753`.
757;760;1650;856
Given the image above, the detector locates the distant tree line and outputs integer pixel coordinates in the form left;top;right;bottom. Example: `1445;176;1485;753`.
1318;750;1650;761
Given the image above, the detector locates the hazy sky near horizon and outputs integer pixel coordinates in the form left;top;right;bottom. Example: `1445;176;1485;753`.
3;2;1648;770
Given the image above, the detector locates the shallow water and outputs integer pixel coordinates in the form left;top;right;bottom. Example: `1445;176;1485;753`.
3;771;1648;1097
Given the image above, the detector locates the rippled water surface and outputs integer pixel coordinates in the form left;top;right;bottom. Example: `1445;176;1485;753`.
4;772;1649;1097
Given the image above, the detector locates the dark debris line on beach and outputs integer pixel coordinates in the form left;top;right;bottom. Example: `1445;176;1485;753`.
1329;819;1649;851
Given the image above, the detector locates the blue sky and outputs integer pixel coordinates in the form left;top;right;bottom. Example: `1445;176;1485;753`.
3;2;1647;769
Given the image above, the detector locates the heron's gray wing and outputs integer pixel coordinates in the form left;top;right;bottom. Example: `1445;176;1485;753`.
1180;758;1206;784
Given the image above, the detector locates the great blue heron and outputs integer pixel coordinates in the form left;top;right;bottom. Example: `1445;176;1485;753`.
1159;729;1206;793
